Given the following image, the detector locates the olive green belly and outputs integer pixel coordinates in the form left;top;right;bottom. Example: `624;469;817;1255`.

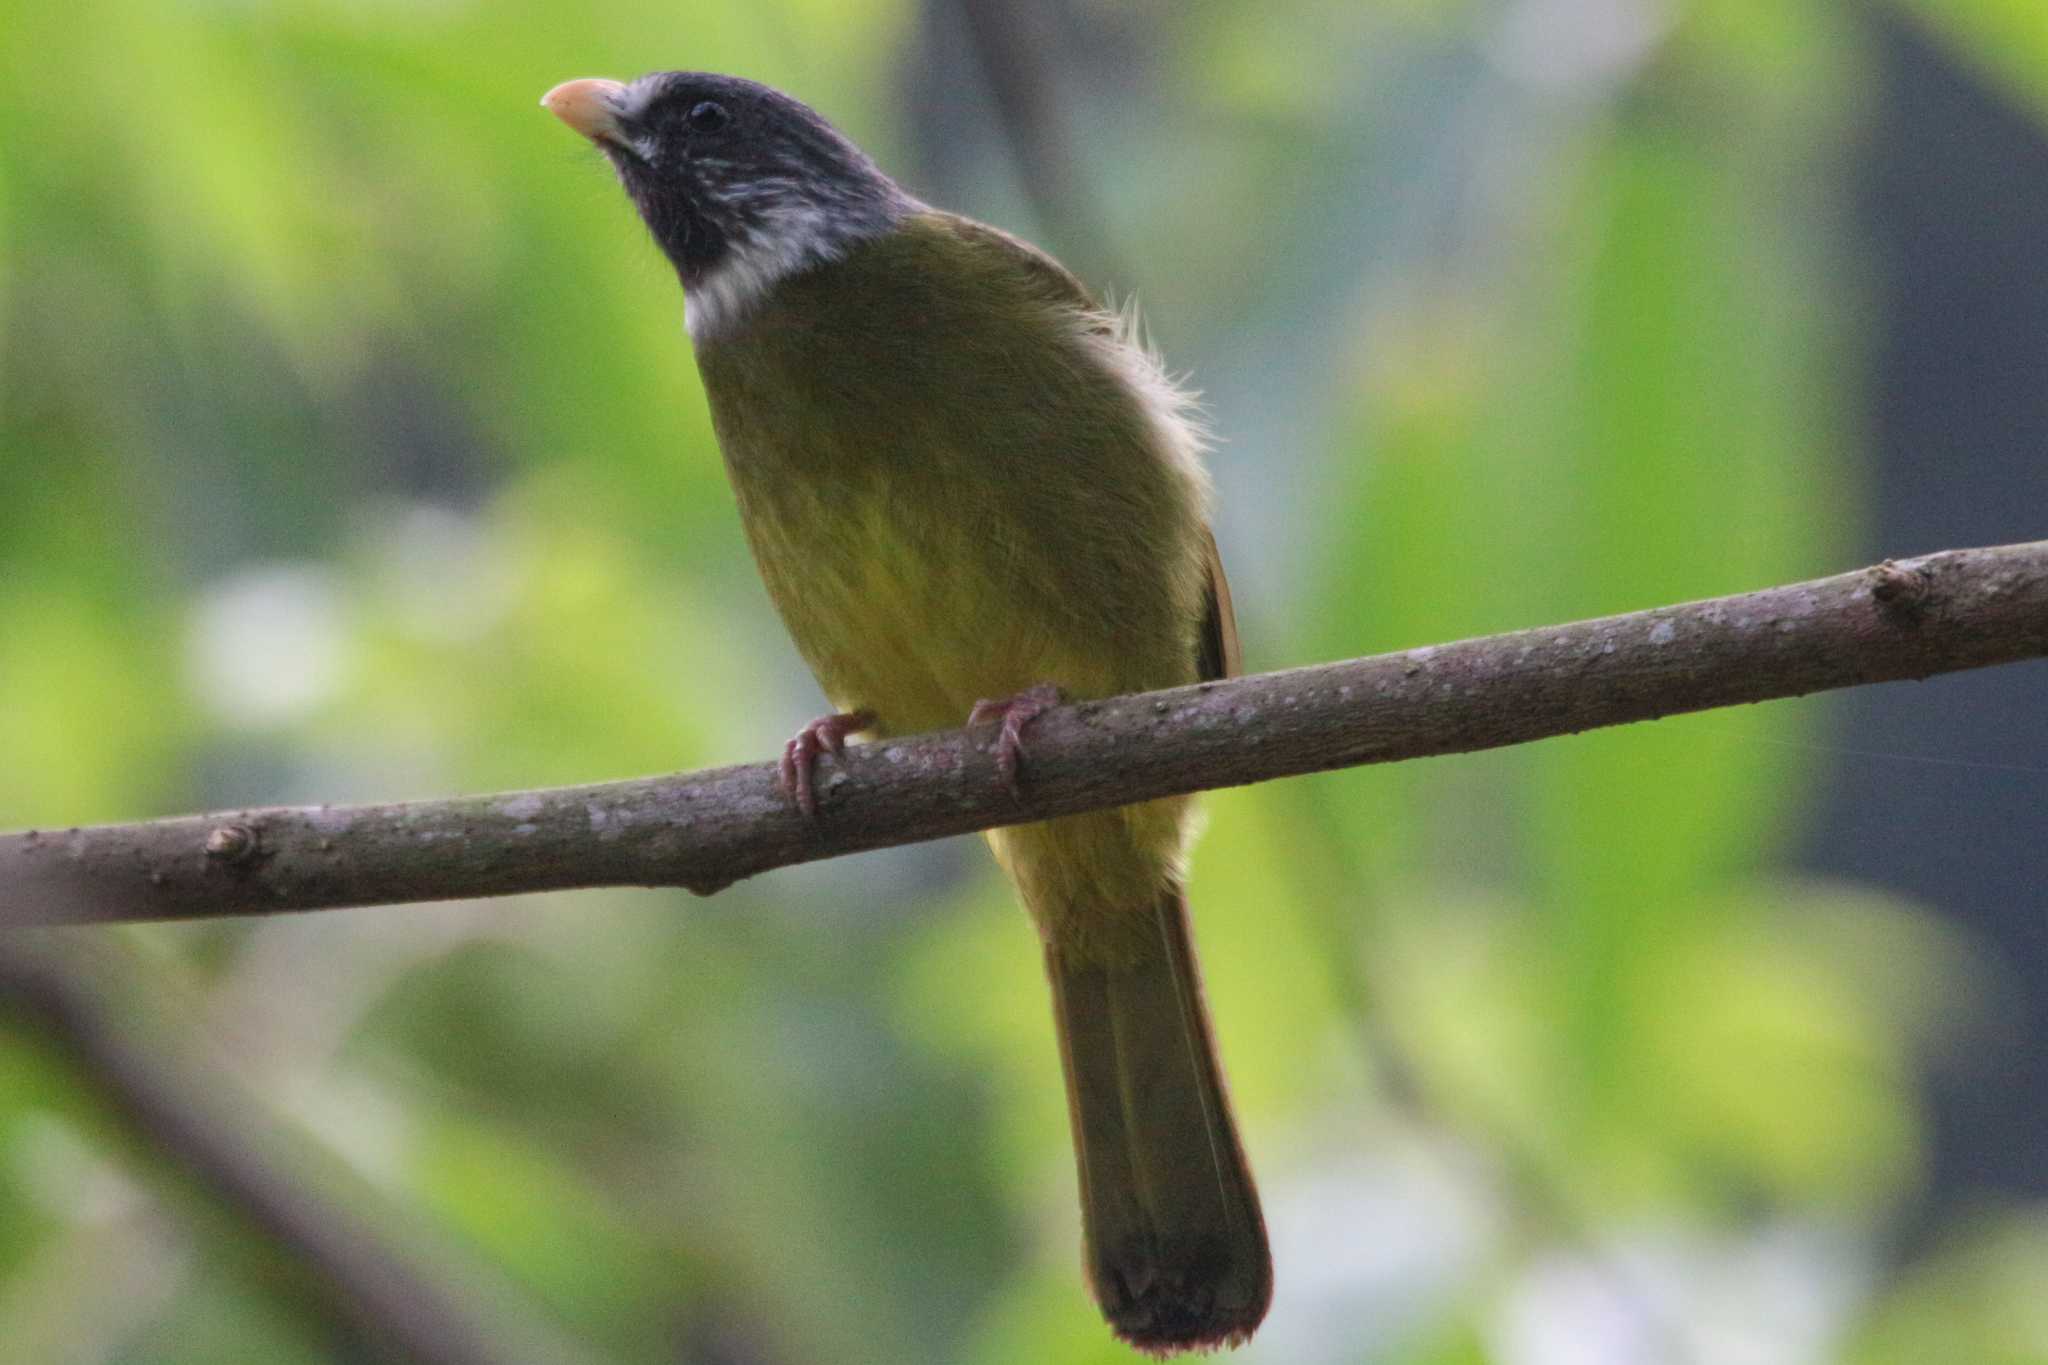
745;488;1175;737
741;485;1199;965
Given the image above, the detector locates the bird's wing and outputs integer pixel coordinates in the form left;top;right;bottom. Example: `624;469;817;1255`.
921;211;1237;686
1197;528;1242;683
922;211;1105;316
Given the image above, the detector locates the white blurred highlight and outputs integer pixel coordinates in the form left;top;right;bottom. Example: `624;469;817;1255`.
185;563;352;727
1488;0;1675;93
1492;1223;1869;1365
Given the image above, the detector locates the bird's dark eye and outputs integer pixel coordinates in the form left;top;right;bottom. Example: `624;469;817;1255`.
687;100;730;133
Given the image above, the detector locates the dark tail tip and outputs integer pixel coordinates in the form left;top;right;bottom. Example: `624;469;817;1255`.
1102;1269;1270;1356
1095;1234;1272;1356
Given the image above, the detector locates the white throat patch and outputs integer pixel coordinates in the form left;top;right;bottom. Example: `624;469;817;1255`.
685;201;863;344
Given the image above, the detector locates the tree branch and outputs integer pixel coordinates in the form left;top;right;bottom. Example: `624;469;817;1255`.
5;541;2045;928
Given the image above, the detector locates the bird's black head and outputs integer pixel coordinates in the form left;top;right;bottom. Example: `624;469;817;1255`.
544;72;913;332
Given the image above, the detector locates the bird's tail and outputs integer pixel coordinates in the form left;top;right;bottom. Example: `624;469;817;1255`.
1044;888;1271;1354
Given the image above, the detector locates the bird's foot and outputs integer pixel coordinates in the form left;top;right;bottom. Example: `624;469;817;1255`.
968;684;1063;796
780;709;875;817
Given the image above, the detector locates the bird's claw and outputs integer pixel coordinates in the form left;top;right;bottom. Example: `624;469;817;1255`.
968;684;1062;796
780;709;875;817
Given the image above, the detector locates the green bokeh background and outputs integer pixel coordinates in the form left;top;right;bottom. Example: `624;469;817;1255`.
1;1;2044;1361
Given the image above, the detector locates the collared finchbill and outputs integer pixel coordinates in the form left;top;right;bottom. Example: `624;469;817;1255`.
542;78;630;143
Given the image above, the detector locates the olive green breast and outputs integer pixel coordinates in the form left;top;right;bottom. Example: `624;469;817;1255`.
693;211;1212;738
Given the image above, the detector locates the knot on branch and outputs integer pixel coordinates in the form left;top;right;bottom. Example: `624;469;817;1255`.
1869;558;1933;615
204;824;260;865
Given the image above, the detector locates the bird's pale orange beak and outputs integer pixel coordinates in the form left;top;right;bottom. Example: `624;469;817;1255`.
542;79;630;142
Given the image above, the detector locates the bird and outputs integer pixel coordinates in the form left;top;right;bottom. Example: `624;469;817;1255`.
544;71;1271;1353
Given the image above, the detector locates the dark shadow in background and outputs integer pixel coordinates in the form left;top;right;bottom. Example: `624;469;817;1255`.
1811;9;2048;1230
899;0;2048;1254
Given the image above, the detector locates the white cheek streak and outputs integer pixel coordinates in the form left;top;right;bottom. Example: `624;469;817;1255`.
684;201;852;343
686;241;820;341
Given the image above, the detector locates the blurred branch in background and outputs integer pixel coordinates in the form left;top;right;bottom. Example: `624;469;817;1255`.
945;0;1128;288
6;541;2044;928
0;936;613;1365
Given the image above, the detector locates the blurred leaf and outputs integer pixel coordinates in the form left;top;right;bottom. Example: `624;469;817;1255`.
0;591;185;825
1890;0;2048;126
113;1258;332;1365
1850;1212;2048;1365
408;1111;674;1356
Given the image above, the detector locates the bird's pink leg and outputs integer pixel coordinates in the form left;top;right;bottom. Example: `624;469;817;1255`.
968;684;1063;794
780;709;875;817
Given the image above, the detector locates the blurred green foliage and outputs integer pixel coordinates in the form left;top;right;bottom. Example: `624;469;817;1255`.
1;1;2044;1362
